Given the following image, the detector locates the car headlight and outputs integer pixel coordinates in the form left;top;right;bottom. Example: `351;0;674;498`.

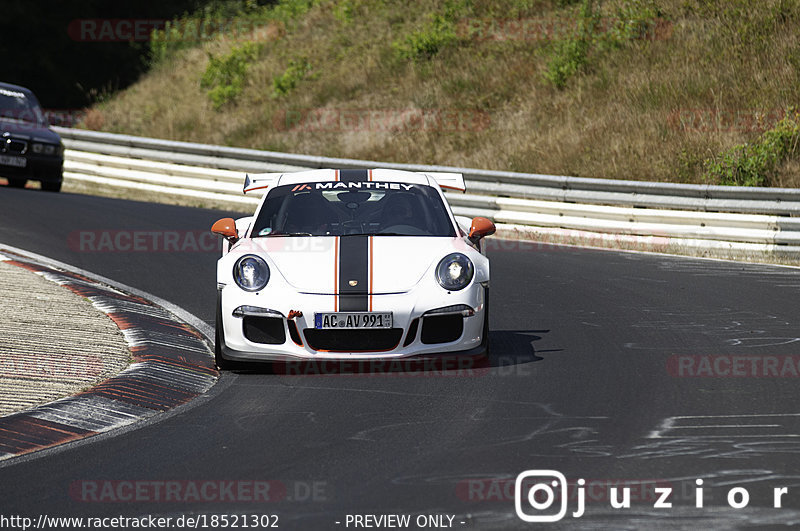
233;255;270;292
30;142;59;155
435;253;474;291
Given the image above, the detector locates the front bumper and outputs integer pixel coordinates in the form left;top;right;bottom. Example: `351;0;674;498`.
0;154;63;182
218;283;488;362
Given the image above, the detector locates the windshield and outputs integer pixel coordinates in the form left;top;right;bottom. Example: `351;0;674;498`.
251;182;456;237
0;88;44;124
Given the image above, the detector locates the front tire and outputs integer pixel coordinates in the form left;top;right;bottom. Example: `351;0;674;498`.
41;180;62;192
215;296;235;371
482;285;490;358
7;178;26;188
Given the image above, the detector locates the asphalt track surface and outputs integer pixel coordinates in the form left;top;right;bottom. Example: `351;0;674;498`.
2;186;800;530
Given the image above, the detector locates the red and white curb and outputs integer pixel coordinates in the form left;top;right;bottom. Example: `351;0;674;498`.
0;248;218;461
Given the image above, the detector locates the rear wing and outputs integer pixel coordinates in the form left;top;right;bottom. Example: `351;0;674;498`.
242;170;466;194
417;172;465;192
243;173;283;194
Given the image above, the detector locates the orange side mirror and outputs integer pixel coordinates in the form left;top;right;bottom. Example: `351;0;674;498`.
468;216;496;242
211;218;238;240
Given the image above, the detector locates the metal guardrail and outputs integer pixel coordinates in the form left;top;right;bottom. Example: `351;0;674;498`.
56;127;800;215
55;127;800;261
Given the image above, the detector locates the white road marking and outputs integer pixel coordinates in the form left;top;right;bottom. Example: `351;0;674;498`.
648;414;800;439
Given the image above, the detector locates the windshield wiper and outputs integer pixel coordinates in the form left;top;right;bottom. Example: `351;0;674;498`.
259;232;313;237
338;232;408;237
334;232;426;237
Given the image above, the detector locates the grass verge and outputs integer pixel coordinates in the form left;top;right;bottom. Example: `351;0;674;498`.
84;0;800;187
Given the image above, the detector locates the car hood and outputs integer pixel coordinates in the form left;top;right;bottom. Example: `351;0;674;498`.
235;236;474;294
0;119;61;143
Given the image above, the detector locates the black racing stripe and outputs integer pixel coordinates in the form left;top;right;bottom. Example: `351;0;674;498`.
339;169;368;182
338;235;369;311
336;170;369;311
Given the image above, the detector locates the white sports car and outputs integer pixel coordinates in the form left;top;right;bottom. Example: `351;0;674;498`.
211;168;495;370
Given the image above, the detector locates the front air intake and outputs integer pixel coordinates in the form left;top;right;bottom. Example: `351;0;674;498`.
420;315;463;344
303;328;403;352
243;316;286;344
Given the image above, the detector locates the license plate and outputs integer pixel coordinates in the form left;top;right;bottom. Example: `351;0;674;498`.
315;312;393;329
0;155;26;168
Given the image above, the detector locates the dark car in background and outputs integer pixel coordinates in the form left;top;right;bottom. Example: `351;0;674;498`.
0;82;63;192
